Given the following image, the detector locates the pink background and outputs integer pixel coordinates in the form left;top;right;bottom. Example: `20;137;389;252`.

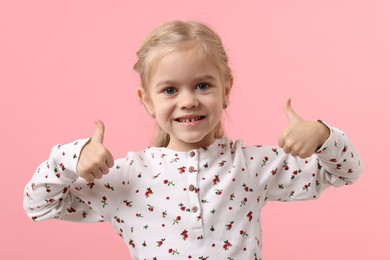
1;0;389;259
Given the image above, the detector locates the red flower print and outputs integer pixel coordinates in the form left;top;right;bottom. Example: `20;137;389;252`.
44;184;51;193
240;197;248;207
114;216;124;223
181;230;188;240
242;183;253;192
156;239;165;247
303;183;311;191
87;182;95;189
218;160;226;167
173;216;181;225
240;230;248;237
55;169;61;179
247;211;253;222
152;172;161;179
147;204;154;212
223;240;232;251
101;196;108;207
179;203;188;212
291;169;302;180
145;187;153;198
215;189;222;195
168;248;179;255
225;221;234;230
212;175;220;185
283;160;289;171
261;156;268;166
45;198;54;203
317;161;323;170
104;183;114;190
123;200;133;207
66;207;76;213
177;166;186;174
164;179;175;186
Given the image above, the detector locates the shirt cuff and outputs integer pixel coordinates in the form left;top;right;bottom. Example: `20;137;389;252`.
315;121;345;161
52;138;91;180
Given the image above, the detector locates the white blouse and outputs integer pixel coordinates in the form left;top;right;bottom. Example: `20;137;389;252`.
24;126;363;259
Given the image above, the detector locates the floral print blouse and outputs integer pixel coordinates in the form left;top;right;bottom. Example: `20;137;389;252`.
23;126;363;260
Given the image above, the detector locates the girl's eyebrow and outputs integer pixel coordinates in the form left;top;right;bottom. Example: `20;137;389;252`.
156;75;217;87
193;75;217;82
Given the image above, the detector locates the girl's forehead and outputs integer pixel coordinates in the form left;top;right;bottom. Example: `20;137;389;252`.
144;41;226;88
151;46;220;77
155;57;220;84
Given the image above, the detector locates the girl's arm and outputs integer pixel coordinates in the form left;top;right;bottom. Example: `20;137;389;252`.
261;126;362;202
23;121;129;222
245;100;363;202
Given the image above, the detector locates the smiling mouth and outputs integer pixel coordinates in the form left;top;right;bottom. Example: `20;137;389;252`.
174;116;206;123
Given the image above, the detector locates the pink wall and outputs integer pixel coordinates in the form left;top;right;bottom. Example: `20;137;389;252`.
1;0;389;259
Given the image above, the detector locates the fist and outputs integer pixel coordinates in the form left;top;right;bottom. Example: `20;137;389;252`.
76;120;115;182
278;99;330;158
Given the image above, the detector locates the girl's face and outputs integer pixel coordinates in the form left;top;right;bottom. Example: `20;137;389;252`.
139;45;231;151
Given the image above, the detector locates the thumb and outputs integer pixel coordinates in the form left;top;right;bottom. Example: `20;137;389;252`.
283;99;300;121
92;120;105;143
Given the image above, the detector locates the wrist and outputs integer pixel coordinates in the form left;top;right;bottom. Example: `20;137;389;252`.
316;120;331;149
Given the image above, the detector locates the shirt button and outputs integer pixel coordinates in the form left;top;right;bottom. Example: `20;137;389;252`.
190;151;196;157
191;206;198;213
189;166;195;173
189;184;195;191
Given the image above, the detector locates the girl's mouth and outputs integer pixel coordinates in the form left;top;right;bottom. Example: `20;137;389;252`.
174;116;206;123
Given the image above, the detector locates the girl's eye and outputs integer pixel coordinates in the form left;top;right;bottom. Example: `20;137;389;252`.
197;83;210;90
163;87;177;95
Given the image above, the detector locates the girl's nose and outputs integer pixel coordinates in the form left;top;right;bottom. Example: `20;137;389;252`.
179;90;199;109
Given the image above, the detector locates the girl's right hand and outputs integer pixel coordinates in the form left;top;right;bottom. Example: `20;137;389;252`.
76;120;115;182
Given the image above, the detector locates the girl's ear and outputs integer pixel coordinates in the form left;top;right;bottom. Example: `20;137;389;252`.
137;87;154;116
223;77;233;105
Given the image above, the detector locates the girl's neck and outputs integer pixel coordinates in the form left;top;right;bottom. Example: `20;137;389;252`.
165;135;216;152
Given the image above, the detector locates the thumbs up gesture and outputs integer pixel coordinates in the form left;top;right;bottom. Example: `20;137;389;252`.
76;120;115;182
278;99;330;158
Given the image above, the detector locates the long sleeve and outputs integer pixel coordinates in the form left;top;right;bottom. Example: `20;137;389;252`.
243;126;363;202
23;139;130;223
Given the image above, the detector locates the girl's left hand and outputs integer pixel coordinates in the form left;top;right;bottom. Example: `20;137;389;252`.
278;99;330;158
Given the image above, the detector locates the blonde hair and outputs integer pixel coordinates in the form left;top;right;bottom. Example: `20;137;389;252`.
133;21;233;147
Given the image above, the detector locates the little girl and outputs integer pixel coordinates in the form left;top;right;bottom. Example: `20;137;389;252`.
24;21;363;259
